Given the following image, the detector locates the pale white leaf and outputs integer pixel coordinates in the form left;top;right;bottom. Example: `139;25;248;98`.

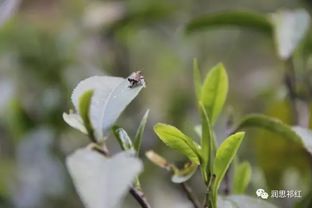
66;148;142;208
71;76;123;112
292;126;312;155
94;79;143;138
271;9;310;60
70;75;144;140
62;112;87;134
219;195;278;208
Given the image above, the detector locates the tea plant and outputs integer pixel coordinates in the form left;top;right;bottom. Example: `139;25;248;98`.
147;62;267;208
147;61;312;208
63;63;312;208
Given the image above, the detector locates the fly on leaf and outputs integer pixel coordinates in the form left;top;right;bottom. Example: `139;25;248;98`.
128;71;146;88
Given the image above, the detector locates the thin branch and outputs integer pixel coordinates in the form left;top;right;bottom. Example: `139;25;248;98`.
180;182;201;208
223;172;230;195
129;187;152;208
222;110;235;195
203;173;216;208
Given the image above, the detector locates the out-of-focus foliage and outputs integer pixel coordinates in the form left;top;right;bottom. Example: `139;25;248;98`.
0;0;20;26
236;114;312;154
186;11;272;34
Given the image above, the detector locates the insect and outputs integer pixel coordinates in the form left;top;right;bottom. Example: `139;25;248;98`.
127;71;146;88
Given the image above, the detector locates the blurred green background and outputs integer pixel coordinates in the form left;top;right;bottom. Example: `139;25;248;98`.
1;0;312;208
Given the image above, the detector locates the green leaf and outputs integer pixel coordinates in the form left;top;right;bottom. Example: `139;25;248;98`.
200;103;216;175
201;63;228;125
218;195;277;208
134;109;150;153
63;90;94;137
213;132;245;194
193;58;202;101
232;161;252;194
236;114;301;144
186;11;272;34
270;9;310;60
154;123;200;164
78;90;94;136
112;126;135;153
171;162;198;184
145;150;198;183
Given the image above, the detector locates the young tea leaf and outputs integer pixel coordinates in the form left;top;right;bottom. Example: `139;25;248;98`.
213;132;245;194
112;126;135;153
200;103;216;174
62;112;87;134
154;123;201;164
201;63;228;125
171;162;198;184
78;90;94;136
134;109;150;153
145;150;198;183
232;161;252;194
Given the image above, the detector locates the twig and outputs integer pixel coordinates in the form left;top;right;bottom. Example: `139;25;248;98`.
223;172;230;195
203;173;216;208
129;187;152;208
180;182;201;208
